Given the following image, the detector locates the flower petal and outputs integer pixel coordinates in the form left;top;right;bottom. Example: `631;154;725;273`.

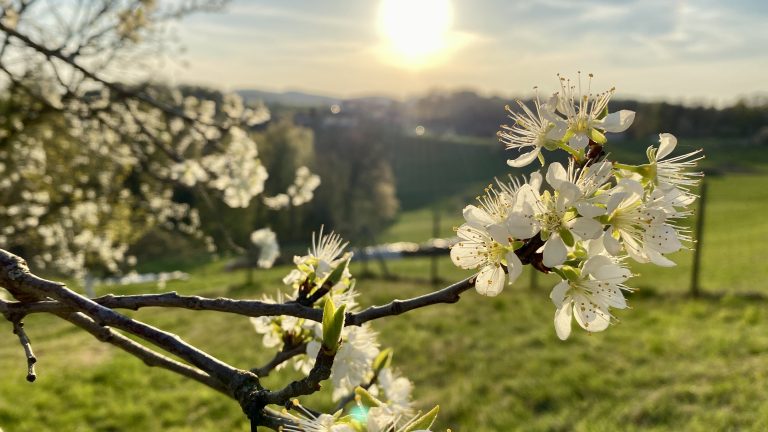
554;301;573;340
582;255;615;278
506;250;524;285
599;110;635;133
450;241;485;269
570;133;589;149
550;279;570;306
507;148;541;168
463;204;495;228
542;235;568;267
656;133;678;160
569;217;602;240
603;230;622;256
591;262;632;283
546;162;568;189
475;264;506;296
572;294;611;333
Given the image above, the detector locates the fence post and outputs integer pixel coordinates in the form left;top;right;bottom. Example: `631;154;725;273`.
430;205;441;285
690;178;708;297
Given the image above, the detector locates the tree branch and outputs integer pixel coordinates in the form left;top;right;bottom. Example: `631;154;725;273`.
10;319;37;382
0;248;243;389
262;347;336;406
58;310;229;395
251;342;308;378
346;275;476;326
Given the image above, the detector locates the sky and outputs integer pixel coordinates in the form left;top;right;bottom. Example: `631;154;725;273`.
170;0;768;105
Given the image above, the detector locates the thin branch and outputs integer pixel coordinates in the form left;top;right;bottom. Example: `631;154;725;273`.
251;342;308;378
0;249;243;388
262;347;336;406
1;292;320;321
346;275;476;326
11;319;37;382
58;310;228;395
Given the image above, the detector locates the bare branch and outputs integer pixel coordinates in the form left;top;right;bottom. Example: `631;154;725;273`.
262;347;336;406
10;319;37;382
251;342;308;378
346;275;476;326
0;248;243;388
1;292;320;321
58;310;228;395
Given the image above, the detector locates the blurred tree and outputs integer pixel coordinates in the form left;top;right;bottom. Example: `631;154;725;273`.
0;1;321;277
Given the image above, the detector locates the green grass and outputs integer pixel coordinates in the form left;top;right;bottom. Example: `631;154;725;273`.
2;143;768;430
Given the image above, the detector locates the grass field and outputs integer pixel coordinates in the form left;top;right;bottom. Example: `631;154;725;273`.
2;138;768;431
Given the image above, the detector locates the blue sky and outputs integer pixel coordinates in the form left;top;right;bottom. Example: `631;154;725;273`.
170;0;768;104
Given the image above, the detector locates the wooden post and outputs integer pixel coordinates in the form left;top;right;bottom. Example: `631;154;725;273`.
690;179;707;297
430;205;441;285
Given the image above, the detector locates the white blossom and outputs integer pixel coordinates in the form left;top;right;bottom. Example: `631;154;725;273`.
556;73;635;148
498;92;566;167
250;227;280;268
550;255;633;340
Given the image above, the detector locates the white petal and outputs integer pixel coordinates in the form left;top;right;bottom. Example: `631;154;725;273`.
554;302;573;340
569;217;602;240
542;235;568;267
570;133;589;149
546;162;567;189
475;265;506;296
450;241;485;269
656;133;678;160
645;224;682;254
603;230;622;256
646;248;677;267
591;283;627;309
456;223;490;243
506;251;524;285
582;255;614;278
550;279;570;306
592;263;632;283
572;294;611;332
599;110;635;133
575;201;606;218
529;172;543;193
463;205;495;227
507;148;541;168
488;223;511;245
606;192;628;214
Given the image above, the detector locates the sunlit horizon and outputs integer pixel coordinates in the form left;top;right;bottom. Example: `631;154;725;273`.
169;0;768;106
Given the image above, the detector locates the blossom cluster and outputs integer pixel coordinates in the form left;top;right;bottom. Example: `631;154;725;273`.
251;228;438;431
451;74;703;340
0;83;319;278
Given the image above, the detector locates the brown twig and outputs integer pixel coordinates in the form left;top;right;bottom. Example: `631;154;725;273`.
11;319;37;382
251;342;308;378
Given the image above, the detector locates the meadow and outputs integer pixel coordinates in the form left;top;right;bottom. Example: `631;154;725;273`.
1;136;768;431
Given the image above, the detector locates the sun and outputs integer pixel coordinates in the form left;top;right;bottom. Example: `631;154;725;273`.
377;0;454;68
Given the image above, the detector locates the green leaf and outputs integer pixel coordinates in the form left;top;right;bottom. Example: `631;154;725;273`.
372;348;393;373
560;266;580;282
589;128;607;144
559;228;575;248
325;257;350;286
354;387;382;408
322;302;346;353
403;405;440;431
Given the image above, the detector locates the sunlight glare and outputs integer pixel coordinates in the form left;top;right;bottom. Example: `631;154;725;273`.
377;0;454;68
